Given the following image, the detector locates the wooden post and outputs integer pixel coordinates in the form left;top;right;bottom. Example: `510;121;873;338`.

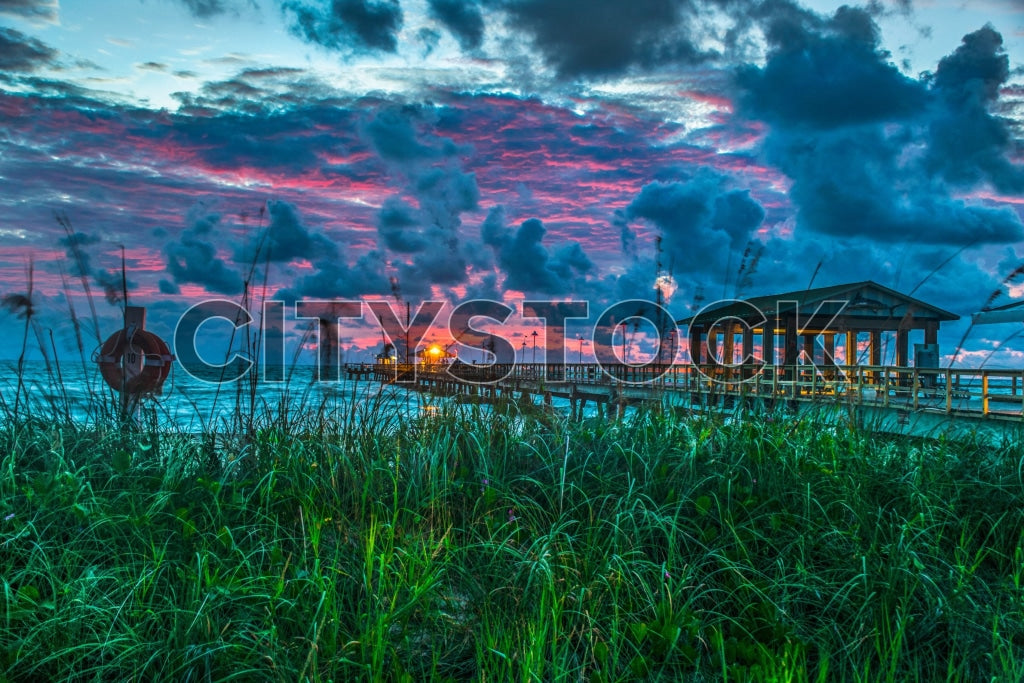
823;333;835;366
802;333;816;364
689;327;703;365
762;322;775;369
742;324;754;379
896;329;909;368
723;323;736;381
869;331;882;366
707;328;719;365
784;316;798;382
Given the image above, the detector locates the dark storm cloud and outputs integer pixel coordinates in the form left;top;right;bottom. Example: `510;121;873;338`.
0;27;58;73
754;237;1005;322
364;106;459;162
712;190;766;246
282;251;390;299
414;166;479;229
394;243;470;295
481;205;507;249
237;200;338;264
158;279;180;294
264;0;850;81
499;0;707;78
493;0;860;80
483;213;593;295
164;103;363;173
164;213;244;295
283;0;404;54
742;0;824;51
360;106;484;298
771;125;1024;244
387;162;481;297
627;168;765;270
736;11;926;127
377;197;427;253
736;8;1024;246
427;0;485;50
213;202;388;301
0;0;58;23
927;25;1024;194
376;162;484;276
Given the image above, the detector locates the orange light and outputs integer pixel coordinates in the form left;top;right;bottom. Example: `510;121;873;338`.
429;345;441;356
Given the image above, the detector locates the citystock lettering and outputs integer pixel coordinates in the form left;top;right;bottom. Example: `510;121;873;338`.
173;297;853;386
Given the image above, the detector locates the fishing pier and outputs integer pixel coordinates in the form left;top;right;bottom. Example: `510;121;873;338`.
346;282;1024;442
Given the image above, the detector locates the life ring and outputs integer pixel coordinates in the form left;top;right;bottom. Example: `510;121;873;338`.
95;328;175;396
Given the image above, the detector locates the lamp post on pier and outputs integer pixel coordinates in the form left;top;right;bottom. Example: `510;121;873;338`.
531;330;538;364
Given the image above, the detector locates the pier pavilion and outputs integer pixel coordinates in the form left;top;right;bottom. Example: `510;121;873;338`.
679;281;960;372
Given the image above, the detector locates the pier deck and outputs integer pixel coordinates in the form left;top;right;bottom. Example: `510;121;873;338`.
346;362;1024;442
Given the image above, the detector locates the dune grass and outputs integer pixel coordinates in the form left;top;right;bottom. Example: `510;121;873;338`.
1;392;1023;681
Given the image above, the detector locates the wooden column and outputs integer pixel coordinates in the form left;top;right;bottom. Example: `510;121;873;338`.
822;332;835;380
924;321;938;346
707;328;719;364
846;330;858;366
689;327;703;365
803;334;816;365
723;324;736;363
784;316;798;380
762;323;775;368
742;324;754;378
869;331;882;366
896;329;909;368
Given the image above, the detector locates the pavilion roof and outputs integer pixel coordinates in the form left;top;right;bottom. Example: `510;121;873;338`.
677;280;959;327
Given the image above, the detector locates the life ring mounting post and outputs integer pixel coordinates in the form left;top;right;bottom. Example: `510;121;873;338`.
96;305;175;414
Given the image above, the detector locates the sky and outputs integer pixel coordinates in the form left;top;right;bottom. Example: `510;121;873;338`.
1;0;1023;370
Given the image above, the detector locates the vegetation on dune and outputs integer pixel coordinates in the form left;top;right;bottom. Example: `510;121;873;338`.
1;394;1023;682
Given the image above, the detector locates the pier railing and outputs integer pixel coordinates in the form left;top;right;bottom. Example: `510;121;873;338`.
350;362;1024;418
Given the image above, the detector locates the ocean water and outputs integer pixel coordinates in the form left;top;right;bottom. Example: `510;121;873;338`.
0;360;435;430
